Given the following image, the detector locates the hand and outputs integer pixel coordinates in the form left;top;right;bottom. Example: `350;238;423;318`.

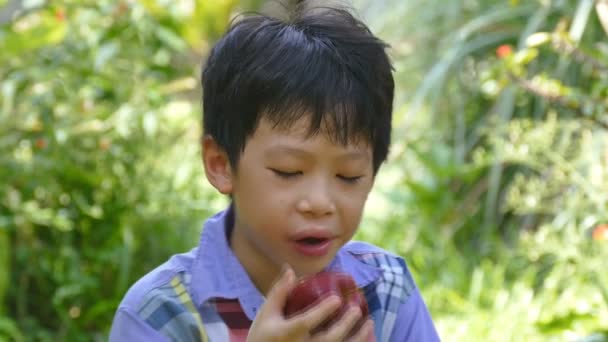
246;266;375;342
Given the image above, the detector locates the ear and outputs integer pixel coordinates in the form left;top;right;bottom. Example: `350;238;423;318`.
201;135;233;194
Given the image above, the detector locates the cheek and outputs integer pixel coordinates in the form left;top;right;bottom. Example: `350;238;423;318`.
339;179;372;204
236;176;292;225
337;190;369;224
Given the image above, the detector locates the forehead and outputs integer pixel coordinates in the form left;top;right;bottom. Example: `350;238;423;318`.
251;116;372;152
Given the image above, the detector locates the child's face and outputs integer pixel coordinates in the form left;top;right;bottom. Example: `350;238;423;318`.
229;116;375;282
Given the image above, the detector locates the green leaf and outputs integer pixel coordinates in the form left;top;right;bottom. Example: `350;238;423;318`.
0;13;67;60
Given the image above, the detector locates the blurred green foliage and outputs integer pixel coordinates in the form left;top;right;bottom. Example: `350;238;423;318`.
0;0;239;340
1;0;607;341
355;0;608;340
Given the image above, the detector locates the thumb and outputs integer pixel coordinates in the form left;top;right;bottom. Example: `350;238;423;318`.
264;264;296;313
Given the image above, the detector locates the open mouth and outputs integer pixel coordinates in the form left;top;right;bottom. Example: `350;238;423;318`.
292;237;332;256
298;237;328;245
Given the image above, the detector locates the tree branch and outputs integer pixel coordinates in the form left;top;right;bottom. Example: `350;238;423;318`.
509;72;608;130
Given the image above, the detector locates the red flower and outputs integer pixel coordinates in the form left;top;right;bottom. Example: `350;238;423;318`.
55;9;66;22
496;44;513;59
113;2;129;17
99;138;111;151
34;138;47;149
593;224;608;241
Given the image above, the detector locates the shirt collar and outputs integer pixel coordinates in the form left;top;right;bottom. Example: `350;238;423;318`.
190;206;382;321
327;247;382;288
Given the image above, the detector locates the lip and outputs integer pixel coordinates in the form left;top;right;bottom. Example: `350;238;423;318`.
291;238;333;257
291;227;334;241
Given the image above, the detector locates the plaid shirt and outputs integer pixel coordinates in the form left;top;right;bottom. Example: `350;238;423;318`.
110;208;440;341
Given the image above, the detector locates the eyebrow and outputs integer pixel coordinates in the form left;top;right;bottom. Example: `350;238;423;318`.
264;145;370;162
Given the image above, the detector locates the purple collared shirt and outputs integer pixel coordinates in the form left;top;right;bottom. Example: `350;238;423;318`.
110;208;440;341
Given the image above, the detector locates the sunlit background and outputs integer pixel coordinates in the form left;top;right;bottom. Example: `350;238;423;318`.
1;0;607;341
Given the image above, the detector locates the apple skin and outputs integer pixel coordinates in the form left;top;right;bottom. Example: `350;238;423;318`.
284;271;369;336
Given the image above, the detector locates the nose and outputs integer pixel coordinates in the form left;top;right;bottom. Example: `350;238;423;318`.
296;178;336;217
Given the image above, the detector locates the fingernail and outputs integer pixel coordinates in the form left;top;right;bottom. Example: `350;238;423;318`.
283;265;295;283
280;264;291;277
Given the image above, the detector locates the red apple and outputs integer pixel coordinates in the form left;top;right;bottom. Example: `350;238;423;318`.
284;271;369;336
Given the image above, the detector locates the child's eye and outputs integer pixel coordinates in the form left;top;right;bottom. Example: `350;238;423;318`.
337;175;363;184
270;169;302;179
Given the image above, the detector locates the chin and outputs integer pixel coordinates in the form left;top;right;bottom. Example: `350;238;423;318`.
295;267;324;278
293;258;334;278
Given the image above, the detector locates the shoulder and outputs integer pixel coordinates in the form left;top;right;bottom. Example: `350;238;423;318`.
116;248;198;317
342;242;437;340
342;240;417;303
111;248;208;340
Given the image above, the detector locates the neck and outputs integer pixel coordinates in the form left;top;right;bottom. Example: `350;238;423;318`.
228;220;281;296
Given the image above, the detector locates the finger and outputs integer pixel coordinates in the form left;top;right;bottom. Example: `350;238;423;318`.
313;306;362;341
263;264;296;312
287;294;342;332
347;319;375;342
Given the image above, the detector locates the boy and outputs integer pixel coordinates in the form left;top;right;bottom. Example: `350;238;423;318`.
110;2;440;341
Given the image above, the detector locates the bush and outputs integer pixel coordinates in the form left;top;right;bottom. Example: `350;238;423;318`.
356;0;608;340
0;1;238;339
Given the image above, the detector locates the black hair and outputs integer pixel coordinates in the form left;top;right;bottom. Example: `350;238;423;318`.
201;3;394;174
